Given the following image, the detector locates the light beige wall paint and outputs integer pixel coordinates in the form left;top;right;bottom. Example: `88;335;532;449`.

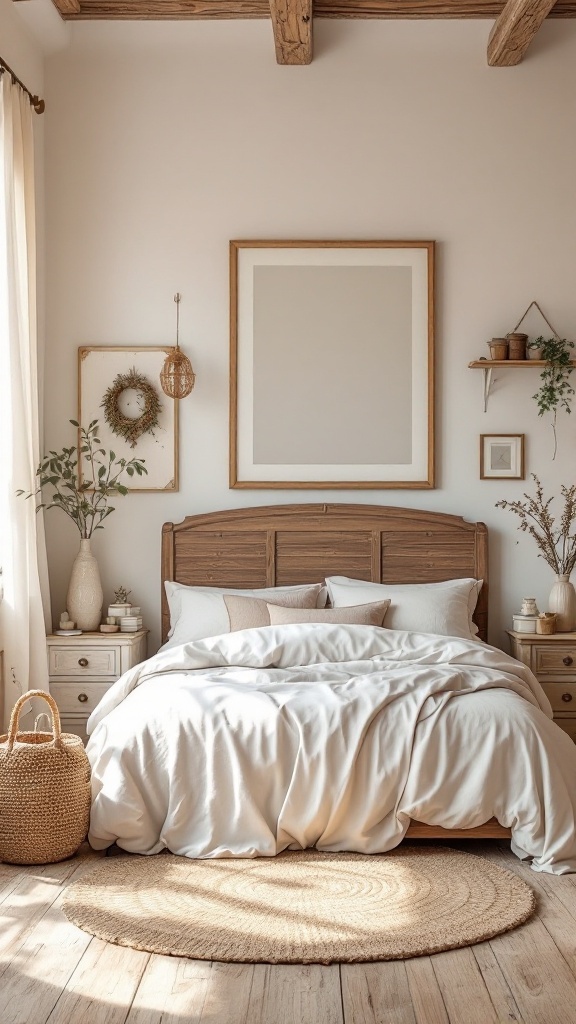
44;21;576;653
0;0;45;87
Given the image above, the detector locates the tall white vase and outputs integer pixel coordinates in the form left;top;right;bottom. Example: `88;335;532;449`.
66;538;103;631
548;574;576;632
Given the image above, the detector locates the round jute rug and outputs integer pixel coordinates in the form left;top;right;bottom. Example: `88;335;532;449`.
63;847;535;964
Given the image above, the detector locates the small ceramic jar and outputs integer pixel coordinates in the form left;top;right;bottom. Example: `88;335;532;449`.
488;339;508;360
507;333;528;359
536;613;556;635
108;603;132;622
512;613;538;633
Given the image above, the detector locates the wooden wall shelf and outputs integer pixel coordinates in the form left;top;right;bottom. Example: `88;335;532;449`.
469;358;576;410
469;360;576;368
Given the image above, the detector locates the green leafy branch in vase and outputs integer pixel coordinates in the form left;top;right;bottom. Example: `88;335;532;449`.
17;420;146;538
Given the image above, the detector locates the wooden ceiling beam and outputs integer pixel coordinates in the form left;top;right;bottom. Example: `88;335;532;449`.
30;0;576;20
488;0;557;64
269;0;312;63
51;0;81;13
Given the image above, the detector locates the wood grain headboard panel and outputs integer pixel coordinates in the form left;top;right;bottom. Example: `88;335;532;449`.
161;504;488;643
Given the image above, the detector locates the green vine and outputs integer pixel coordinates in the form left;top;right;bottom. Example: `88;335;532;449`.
101;367;161;448
532;336;575;460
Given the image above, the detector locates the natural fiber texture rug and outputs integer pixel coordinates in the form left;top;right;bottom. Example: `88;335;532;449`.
63;846;535;964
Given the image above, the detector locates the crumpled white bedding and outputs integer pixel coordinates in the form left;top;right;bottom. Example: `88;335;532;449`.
86;623;576;873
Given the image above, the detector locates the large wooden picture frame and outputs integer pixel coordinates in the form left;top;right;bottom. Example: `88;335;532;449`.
78;346;179;492
230;240;435;489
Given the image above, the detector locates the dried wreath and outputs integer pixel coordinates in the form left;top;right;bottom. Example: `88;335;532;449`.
101;368;161;448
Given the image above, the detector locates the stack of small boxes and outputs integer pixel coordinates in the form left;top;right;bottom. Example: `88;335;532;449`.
107;601;143;632
120;607;143;633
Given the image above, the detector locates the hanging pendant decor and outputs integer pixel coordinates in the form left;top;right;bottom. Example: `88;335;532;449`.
160;293;196;400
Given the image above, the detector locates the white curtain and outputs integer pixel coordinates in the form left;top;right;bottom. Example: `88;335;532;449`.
0;72;51;727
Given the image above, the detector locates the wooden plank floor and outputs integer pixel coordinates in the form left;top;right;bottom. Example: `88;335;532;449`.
2;840;576;1024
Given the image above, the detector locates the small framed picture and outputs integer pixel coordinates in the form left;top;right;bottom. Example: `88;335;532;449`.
480;434;525;479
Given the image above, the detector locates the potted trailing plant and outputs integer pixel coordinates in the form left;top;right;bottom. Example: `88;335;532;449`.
532;336;575;459
19;420;146;630
496;475;576;630
526;339;544;360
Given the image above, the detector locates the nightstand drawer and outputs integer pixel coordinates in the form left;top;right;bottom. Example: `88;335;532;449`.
51;681;111;714
60;715;89;745
534;646;576;676
553;718;576;743
49;645;119;677
540;682;576;712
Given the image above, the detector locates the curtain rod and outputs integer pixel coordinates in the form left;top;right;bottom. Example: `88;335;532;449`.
0;56;45;114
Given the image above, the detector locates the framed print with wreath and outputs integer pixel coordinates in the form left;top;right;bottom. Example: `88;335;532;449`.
78;347;179;491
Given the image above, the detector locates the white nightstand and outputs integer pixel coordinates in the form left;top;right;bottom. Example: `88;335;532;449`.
46;629;148;743
507;630;576;742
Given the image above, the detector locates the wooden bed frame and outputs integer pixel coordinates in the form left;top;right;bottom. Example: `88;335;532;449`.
161;503;510;842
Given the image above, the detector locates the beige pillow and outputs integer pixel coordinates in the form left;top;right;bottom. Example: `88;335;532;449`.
266;600;390;627
224;589;321;632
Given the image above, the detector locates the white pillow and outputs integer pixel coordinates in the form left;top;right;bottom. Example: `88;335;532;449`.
162;580;327;649
325;576;482;641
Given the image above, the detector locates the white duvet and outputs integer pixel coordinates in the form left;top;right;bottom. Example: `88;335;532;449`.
86;623;576;873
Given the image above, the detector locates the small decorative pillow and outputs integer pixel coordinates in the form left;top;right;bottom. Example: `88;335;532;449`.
224;591;321;632
265;600;390;627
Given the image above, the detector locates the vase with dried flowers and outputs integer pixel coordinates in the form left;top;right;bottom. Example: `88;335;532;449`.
496;475;576;631
18;420;146;630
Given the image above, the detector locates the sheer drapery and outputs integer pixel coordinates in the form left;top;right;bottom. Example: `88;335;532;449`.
0;72;51;725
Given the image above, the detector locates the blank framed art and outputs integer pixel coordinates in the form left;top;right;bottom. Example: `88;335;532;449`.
230;240;435;489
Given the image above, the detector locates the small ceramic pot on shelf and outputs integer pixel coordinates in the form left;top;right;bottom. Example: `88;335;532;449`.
488;339;508;360
506;333;528;360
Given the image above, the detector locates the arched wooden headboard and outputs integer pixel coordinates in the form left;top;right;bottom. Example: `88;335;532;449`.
161;504;488;644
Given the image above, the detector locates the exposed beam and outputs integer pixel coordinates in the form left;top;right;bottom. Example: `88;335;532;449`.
17;0;576;18
269;0;312;63
51;0;81;13
488;0;557;65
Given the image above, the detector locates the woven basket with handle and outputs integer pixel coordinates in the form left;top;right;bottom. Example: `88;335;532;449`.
0;690;91;865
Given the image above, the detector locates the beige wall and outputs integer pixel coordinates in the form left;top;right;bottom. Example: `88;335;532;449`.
43;21;576;652
0;0;44;86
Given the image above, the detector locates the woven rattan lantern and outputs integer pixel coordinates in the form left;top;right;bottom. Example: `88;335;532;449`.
160;293;196;399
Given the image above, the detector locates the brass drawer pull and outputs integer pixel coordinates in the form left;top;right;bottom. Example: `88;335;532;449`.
562;692;573;703
563;656;574;667
78;658;89;668
78;693;88;703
